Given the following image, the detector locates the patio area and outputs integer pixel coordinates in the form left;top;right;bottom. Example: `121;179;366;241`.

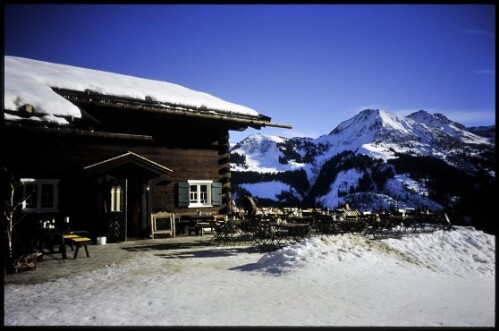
4;235;220;285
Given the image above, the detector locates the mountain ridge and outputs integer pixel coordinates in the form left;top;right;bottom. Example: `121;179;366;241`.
230;109;495;233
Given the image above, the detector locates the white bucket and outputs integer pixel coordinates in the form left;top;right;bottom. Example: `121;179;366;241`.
97;237;107;245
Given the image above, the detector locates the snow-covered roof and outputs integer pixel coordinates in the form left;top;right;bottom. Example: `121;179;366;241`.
3;56;262;125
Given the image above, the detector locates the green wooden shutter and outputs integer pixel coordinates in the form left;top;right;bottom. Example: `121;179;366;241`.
211;182;223;206
177;182;189;207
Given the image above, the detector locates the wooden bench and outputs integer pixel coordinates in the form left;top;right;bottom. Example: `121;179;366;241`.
65;236;92;259
62;234;80;249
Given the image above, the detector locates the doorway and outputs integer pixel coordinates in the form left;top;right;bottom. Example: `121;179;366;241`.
83;151;173;242
126;179;149;239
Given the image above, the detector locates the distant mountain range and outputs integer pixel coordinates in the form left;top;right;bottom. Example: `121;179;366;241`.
230;109;495;233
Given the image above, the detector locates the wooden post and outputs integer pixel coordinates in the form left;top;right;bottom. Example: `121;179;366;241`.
218;133;231;214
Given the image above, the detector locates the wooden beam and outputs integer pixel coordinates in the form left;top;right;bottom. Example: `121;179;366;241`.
4;123;154;141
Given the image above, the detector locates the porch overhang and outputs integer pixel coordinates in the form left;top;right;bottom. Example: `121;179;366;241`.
83;151;173;180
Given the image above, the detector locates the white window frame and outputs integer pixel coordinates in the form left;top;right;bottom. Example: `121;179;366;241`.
20;178;60;213
187;180;213;208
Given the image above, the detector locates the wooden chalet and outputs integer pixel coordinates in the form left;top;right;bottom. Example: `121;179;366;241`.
1;56;291;243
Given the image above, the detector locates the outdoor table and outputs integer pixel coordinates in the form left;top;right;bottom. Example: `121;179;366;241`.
314;216;340;236
274;223;311;244
286;216;315;224
37;229;67;260
178;214;215;236
209;219;248;246
338;218;367;233
251;221;311;251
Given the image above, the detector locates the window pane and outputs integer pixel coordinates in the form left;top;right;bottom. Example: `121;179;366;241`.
116;186;121;212
41;184;54;208
190;185;198;202
111;187;116;212
25;184;38;208
200;185;208;203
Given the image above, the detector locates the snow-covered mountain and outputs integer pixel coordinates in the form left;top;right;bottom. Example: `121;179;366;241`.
230;134;308;173
230;109;495;232
467;125;496;143
314;109;492;170
232;109;493;176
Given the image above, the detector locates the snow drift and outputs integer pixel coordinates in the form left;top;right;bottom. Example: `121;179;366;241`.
4;226;495;326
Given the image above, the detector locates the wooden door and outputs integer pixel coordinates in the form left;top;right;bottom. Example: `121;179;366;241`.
107;178;127;242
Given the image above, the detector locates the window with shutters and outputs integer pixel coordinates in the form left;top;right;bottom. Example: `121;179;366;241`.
178;180;223;208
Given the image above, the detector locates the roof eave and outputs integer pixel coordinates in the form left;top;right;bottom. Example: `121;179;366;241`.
53;88;292;130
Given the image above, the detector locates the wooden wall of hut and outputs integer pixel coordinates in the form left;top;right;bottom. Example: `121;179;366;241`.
3;122;232;223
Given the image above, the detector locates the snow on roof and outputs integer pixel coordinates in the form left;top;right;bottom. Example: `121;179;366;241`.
4;56;260;124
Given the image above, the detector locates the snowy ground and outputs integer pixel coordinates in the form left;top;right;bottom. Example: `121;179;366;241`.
3;226;495;326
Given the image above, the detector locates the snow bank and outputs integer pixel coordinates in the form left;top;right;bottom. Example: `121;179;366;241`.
4;226;494;326
256;227;495;276
382;227;495;276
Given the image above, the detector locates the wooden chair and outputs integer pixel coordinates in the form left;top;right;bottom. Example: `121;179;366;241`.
151;212;175;238
242;195;264;218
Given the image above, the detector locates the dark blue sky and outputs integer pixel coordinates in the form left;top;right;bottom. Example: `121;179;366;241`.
4;4;495;142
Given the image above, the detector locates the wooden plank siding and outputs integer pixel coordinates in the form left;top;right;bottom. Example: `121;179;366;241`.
3;122;232;238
